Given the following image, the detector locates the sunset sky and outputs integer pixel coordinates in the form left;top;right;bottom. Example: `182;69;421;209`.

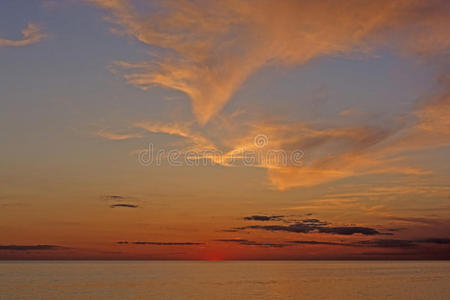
1;0;449;260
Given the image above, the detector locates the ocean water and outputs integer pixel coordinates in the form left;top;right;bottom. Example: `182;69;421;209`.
0;261;449;299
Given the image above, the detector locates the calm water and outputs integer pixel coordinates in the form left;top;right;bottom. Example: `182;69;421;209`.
0;261;449;299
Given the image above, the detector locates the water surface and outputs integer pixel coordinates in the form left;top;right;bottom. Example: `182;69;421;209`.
1;261;449;299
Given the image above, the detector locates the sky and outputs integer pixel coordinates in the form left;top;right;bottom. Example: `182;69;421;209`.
0;0;449;260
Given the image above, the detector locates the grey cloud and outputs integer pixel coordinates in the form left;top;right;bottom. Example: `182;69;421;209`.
118;241;203;246
110;203;138;208
418;238;450;244
0;245;63;251
318;226;380;235
103;195;126;200
241;223;314;234
215;239;290;248
288;238;450;249
355;239;417;248
388;217;442;225
302;219;329;226
234;223;380;236
288;240;353;246
244;215;284;221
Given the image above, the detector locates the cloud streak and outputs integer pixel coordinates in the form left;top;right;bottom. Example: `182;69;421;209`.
89;1;450;190
110;203;138;208
96;129;143;140
288;238;450;248
0;23;48;48
90;0;450;123
244;215;284;221
0;245;62;251
229;216;383;236
215;239;290;248
130;113;440;189
102;195;127;200
117;241;203;246
239;224;381;236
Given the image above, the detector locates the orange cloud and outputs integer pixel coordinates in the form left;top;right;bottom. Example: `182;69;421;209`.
88;1;449;189
102;80;447;188
90;0;450;123
129;114;430;189
0;23;48;47
261;88;450;189
135;121;217;151
382;80;450;155
95;128;143;140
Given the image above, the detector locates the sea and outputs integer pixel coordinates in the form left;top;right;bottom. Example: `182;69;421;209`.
0;261;449;299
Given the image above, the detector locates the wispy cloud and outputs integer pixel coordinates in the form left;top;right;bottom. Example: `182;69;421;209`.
215;239;290;248
95;128;143;140
87;1;450;190
288;238;450;248
110;203;138;208
102;195;139;208
89;0;450;123
356;239;417;249
418;238;450;244
238;224;381;236
0;245;63;251
117;241;203;246
228;216;383;236
289;240;353;247
102;195;127;200
135;121;217;150
244;215;284;221
0;23;48;48
386;216;444;225
131;116;433;189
